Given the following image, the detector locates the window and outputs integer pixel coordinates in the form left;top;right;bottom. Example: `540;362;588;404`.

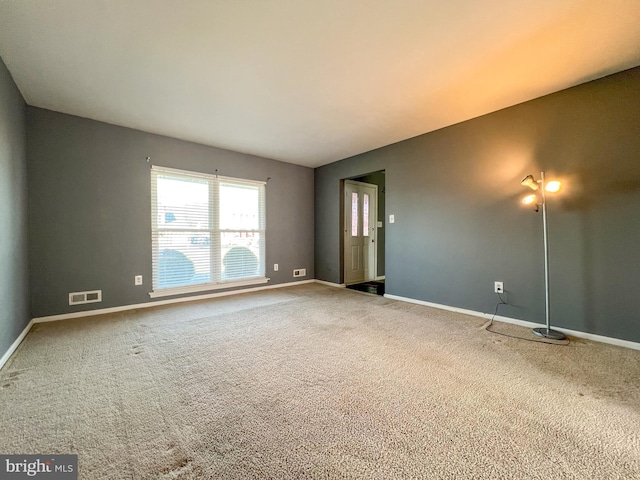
363;193;369;237
150;166;266;297
351;192;358;237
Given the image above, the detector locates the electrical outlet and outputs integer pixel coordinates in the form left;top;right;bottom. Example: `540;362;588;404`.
494;281;504;294
274;264;279;271
135;275;143;286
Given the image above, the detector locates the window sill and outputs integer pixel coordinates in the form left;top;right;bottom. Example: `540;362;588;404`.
149;277;270;298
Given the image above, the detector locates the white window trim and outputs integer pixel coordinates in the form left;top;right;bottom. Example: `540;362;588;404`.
149;277;270;298
150;165;267;297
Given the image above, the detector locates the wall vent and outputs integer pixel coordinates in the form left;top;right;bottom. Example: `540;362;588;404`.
69;290;102;305
293;268;307;278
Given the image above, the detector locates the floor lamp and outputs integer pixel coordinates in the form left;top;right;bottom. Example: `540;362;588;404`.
521;172;567;340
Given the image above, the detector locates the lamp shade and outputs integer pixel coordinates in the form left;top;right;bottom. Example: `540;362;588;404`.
521;175;539;191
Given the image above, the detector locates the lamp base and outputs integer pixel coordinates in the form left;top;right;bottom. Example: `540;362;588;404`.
532;327;566;340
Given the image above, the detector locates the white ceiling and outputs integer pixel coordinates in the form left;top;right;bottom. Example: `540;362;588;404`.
1;1;639;168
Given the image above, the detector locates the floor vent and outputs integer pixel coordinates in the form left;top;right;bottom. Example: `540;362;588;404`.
293;268;307;277
69;290;102;305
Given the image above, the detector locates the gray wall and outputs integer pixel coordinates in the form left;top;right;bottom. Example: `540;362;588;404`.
0;57;29;355
27;108;314;318
315;67;640;343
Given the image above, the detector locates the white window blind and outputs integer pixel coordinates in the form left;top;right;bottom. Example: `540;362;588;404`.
150;166;266;297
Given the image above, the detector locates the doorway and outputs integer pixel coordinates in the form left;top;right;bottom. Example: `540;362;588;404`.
342;171;385;295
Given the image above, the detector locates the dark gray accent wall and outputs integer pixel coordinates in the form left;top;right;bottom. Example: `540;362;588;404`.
27;108;314;318
315;67;640;343
0;57;29;355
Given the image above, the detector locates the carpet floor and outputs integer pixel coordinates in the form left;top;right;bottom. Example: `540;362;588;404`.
1;283;639;479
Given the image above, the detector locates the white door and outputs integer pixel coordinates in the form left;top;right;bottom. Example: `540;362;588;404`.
344;180;377;285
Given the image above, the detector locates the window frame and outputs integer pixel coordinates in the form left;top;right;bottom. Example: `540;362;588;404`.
149;165;267;298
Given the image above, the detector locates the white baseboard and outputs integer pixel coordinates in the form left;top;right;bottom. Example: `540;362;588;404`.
6;282;636;372
0;319;34;371
314;280;346;288
375;276;386;281
0;280;316;370
384;293;640;351
32;279;316;323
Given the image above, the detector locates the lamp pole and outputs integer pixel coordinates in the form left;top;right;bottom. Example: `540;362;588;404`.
532;171;566;340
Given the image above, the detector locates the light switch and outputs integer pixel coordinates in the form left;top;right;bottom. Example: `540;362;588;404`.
389;214;395;224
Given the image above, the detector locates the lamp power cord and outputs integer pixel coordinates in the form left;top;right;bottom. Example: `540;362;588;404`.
482;293;570;346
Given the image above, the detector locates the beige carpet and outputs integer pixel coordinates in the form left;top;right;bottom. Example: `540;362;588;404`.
1;283;639;479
